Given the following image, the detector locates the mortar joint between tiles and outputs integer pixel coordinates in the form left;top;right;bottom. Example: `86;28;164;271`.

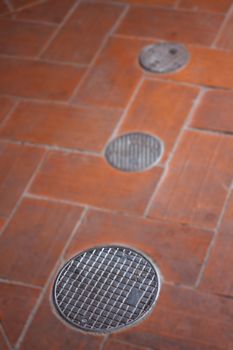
68;3;129;103
195;183;233;288
143;88;205;218
15;207;89;349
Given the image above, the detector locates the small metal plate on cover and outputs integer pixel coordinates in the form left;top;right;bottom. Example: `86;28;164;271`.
53;246;160;333
139;43;189;73
105;132;163;172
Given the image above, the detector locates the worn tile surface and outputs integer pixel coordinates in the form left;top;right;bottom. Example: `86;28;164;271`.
0;0;232;349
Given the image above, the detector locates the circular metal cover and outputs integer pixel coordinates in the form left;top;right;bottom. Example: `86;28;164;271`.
105;132;163;172
53;246;160;333
139;43;189;73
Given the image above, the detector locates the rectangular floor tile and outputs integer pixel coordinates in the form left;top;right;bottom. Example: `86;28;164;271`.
20;285;102;350
0;19;54;57
0;101;121;152
148;130;233;229
65;210;212;285
0;57;85;100
0;198;83;286
190;89;233;133
43;2;125;64
119;79;198;162
216;7;233;50
15;0;75;24
0;282;40;346
117;6;223;45
0;96;15;124
178;0;232;13
200;191;233;296
155;45;233;89
73;37;143;108
0;142;44;217
113;284;233;350
30;151;163;214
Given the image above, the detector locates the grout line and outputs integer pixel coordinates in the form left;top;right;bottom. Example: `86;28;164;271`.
143;88;206;217
99;334;109;350
3;0;13;12
0;278;42;290
187;126;233;138
15;207;89;349
38;0;81;58
102;77;144;155
0;151;47;240
68;3;129;103
11;16;57;27
212;4;233;48
112;32;233;53
24;192;215;234
0;99;20;129
11;0;46;12
0;53;88;69
0;94;123;112
174;0;181;9
195;185;233;288
0;138;102;157
0;323;12;350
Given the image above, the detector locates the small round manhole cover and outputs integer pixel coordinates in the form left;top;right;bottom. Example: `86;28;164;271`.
53;246;160;333
105;132;163;172
139;42;189;73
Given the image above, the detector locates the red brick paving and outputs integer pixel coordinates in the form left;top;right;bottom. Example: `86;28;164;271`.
190;89;233;133
0;96;15;124
117;6;224;45
0;198;83;286
42;2;125;64
178;0;232;13
0;1;232;349
0;101;121;151
0;18;55;57
15;0;76;24
0;282;40;346
0;143;44;217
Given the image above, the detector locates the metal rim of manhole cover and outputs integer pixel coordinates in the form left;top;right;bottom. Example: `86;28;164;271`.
104;132;164;172
52;246;161;334
139;42;189;73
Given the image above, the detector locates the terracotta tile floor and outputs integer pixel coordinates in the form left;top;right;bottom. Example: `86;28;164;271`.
0;0;233;349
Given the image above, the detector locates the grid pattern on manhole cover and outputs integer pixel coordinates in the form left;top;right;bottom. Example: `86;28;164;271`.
105;132;163;172
139;42;189;73
53;246;160;333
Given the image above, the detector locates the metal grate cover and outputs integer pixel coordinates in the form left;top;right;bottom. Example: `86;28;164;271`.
105;132;163;172
139;42;189;73
53;246;160;333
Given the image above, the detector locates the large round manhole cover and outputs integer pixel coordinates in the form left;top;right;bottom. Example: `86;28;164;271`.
139;42;189;73
53;246;160;333
105;132;163;172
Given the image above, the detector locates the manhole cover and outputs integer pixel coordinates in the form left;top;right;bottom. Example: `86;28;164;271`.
53;246;160;333
105;132;163;172
139;43;189;73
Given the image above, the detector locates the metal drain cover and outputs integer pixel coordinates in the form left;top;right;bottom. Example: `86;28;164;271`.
105;132;163;172
139;43;189;73
53;246;160;333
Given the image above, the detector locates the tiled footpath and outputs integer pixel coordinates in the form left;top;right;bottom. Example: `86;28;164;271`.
0;0;233;349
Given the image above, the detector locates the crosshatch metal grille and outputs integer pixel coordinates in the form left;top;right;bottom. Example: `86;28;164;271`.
105;132;163;172
53;246;160;333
